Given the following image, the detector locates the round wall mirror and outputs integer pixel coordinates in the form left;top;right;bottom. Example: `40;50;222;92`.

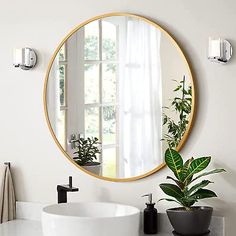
44;13;195;181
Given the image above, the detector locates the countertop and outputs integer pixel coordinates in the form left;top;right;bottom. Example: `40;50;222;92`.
0;220;170;236
0;220;169;236
0;219;217;236
0;220;42;236
5;202;221;236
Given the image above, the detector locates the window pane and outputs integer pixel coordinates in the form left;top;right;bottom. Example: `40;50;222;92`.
84;64;99;104
59;65;66;106
85;107;99;139
102;63;116;103
102;21;117;60
102;148;116;178
84;21;99;60
103;106;116;145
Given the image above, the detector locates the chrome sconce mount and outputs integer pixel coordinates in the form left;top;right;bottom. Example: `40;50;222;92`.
208;38;233;64
13;48;37;70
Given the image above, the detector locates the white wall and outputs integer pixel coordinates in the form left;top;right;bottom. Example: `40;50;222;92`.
0;1;235;235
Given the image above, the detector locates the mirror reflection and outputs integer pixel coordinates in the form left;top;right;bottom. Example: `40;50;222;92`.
45;15;194;180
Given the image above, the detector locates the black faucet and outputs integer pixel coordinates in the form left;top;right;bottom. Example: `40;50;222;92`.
57;176;79;204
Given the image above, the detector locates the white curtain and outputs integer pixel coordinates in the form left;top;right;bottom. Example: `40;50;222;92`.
118;18;162;178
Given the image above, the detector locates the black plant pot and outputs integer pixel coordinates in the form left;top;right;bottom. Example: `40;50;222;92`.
166;206;213;236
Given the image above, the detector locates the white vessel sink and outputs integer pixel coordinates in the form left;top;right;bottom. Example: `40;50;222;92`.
42;202;140;236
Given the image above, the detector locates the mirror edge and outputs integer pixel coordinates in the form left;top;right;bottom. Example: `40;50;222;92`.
43;12;196;182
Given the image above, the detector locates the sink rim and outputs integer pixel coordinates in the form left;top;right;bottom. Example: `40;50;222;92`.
42;202;140;219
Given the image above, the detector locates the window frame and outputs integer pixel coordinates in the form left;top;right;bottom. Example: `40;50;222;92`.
83;19;119;177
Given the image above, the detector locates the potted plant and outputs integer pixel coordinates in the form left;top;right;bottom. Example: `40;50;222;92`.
159;148;225;236
73;136;102;175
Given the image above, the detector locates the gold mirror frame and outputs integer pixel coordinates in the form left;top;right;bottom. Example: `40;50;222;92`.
43;12;196;182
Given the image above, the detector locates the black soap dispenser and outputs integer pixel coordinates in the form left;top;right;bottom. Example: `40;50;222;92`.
142;193;158;234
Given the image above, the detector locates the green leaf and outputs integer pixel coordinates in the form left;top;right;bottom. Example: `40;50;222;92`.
159;183;184;200
180;197;197;208
184;157;211;181
190;189;217;200
165;149;183;180
182;157;194;180
191;169;226;183
174;85;182;92
163;116;168;125
166;176;184;189
187;180;212;195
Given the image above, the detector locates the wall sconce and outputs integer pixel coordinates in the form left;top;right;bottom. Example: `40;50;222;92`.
208;38;233;64
13;48;37;70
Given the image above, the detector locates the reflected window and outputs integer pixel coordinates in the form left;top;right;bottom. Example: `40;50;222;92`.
83;20;118;177
84;21;99;60
56;44;67;149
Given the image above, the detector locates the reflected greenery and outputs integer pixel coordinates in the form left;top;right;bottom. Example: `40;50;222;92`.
59;65;65;106
163;76;192;148
73;136;101;166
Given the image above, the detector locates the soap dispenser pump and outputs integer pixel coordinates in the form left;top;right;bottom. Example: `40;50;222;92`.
142;193;158;234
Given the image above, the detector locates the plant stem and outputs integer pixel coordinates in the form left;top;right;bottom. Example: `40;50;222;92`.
184;206;191;211
180;75;186;121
